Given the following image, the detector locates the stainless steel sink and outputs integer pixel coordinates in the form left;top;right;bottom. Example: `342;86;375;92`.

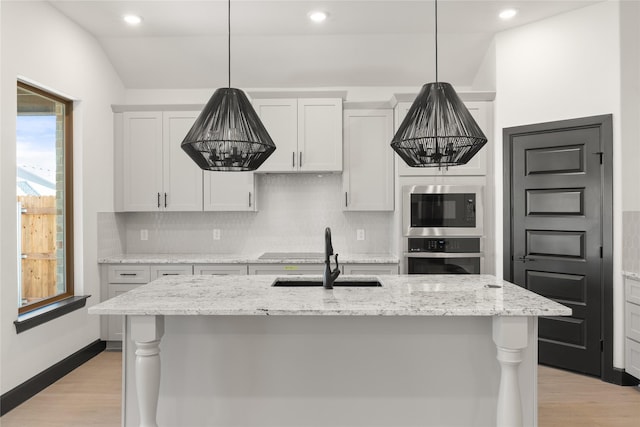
272;279;382;287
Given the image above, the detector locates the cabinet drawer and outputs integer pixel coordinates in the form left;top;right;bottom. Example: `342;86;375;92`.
248;264;324;275
626;301;640;343
343;264;398;275
194;264;248;275
150;264;193;280
626;276;640;305
107;265;150;284
625;338;640;380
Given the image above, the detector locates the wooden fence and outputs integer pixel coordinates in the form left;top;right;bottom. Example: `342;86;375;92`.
18;195;58;304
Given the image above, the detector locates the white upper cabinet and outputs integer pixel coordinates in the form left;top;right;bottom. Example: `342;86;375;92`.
162;111;205;211
342;108;394;211
253;98;343;172
203;171;255;211
118;110;203;211
394;101;491;176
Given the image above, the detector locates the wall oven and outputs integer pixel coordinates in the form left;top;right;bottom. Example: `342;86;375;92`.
403;185;483;237
406;237;483;275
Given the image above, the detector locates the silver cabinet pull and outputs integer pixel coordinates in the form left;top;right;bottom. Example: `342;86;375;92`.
345;192;348;207
164;193;167;208
157;192;161;208
299;152;302;168
120;273;137;277
249;192;252;207
292;152;295;168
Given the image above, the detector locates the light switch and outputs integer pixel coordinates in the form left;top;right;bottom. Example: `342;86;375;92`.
213;229;221;240
357;229;365;241
140;229;148;241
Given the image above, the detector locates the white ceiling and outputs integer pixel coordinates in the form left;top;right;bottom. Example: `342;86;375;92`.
48;0;603;89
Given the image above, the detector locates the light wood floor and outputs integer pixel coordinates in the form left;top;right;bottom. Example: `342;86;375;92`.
1;351;639;426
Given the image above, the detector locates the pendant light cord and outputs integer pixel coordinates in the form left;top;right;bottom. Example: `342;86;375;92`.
434;0;438;83
228;0;231;88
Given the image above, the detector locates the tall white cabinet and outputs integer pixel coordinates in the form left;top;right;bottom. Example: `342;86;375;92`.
342;107;394;211
252;97;343;172
116;109;203;211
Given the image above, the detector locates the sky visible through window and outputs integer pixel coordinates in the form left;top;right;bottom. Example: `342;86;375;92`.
17;115;57;195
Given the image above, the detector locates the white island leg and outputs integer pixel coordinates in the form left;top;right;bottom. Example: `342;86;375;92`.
130;315;165;427
492;316;529;427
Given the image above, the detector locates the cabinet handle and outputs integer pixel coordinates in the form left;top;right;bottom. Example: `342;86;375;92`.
345;192;348;207
120;273;138;277
249;192;252;207
157;192;161;208
161;273;179;276
299;152;302;168
164;193;167;208
292;151;295;168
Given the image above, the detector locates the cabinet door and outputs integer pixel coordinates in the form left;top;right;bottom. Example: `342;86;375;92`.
343;109;394;211
252;99;298;172
203;171;255;211
122;112;163;211
298;98;343;172
395;101;490;176
163;111;203;211
107;284;139;341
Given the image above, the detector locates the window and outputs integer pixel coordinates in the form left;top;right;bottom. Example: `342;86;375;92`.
16;82;74;313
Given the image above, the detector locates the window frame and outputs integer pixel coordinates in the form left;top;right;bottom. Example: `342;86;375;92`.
17;81;75;314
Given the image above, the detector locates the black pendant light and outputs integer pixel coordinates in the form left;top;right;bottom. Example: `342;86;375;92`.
182;0;276;171
391;0;487;167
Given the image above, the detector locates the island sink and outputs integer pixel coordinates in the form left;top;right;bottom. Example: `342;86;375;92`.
272;279;382;287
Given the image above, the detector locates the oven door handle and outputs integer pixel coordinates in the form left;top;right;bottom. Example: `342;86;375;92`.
404;252;483;258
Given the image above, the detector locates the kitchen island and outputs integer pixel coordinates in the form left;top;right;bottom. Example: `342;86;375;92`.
89;274;570;427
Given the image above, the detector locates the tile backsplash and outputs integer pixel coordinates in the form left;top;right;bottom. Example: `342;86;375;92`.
107;174;395;256
97;212;126;258
623;211;640;274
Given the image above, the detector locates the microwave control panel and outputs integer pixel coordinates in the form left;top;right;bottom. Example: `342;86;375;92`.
408;237;481;253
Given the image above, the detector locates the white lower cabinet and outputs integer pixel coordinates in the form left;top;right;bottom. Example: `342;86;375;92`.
625;276;640;380
249;264;325;275
194;264;248;275
342;264;399;275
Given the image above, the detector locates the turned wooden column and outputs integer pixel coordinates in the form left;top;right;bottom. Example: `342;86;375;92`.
492;316;528;427
130;315;165;427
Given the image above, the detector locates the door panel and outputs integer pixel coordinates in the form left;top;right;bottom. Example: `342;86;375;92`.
510;125;602;376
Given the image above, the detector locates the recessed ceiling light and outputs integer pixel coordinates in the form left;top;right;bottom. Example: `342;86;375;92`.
308;11;328;23
123;14;142;25
499;9;518;20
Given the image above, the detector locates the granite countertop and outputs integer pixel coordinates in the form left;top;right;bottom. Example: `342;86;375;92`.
98;253;399;264
623;271;640;280
88;274;571;317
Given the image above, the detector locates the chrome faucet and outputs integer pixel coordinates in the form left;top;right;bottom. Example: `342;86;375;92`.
323;227;340;289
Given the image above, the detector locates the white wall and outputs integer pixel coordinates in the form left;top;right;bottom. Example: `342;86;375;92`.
493;1;624;367
0;1;124;393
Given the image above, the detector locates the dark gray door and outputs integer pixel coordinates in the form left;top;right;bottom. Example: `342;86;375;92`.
507;124;603;376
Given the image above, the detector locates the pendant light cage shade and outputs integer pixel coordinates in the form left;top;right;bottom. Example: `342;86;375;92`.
181;88;276;171
391;82;487;167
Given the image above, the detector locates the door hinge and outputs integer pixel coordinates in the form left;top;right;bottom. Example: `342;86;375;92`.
594;151;603;164
600;246;603;258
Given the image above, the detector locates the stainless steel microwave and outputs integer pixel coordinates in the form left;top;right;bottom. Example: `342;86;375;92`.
402;185;484;237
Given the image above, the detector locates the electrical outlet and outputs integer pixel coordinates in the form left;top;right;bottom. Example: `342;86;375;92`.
213;229;221;240
140;229;148;241
356;229;365;241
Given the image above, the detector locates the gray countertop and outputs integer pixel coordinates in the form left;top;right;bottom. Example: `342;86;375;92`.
89;274;571;317
98;253;399;264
